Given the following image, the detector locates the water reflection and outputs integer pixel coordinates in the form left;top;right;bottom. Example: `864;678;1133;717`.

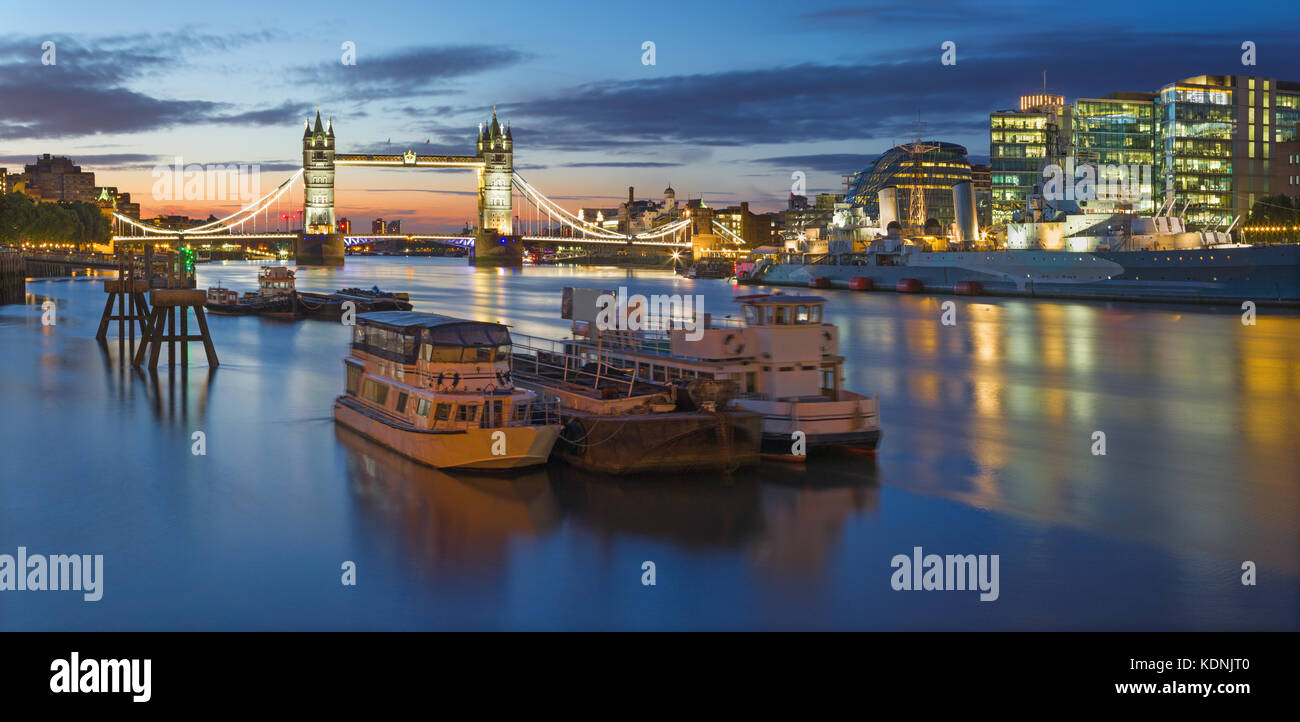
551;469;765;547
95;337;216;425
338;421;882;580
338;426;561;574
1;260;1294;629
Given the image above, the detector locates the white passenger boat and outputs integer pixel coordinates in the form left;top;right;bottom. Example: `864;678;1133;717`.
333;311;562;470
561;289;881;457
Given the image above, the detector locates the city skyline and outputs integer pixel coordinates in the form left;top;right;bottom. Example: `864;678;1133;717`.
3;0;1299;231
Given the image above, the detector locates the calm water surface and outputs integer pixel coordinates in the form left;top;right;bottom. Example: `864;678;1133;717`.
1;257;1296;630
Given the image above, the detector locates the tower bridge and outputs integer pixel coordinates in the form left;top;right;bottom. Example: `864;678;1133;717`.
112;107;739;265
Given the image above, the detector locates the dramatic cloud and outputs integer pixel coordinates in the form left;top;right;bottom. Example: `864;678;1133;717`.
297;46;530;102
491;28;1300;154
751;154;880;172
560;162;683;168
0;153;161;168
0;34;306;140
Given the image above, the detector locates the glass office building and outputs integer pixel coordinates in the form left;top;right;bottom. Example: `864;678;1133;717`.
1073;93;1157;213
990;95;1069;224
1276;87;1300;142
988;76;1300;230
1156;77;1237;226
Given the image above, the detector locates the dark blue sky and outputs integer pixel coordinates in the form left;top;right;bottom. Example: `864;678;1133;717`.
1;0;1297;229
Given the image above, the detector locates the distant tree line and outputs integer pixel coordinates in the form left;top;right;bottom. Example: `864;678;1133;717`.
0;192;112;245
1247;194;1300;225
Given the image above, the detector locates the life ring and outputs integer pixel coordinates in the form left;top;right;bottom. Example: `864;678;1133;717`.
723;333;745;356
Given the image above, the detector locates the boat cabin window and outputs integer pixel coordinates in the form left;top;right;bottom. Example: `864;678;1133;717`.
514;404;529;421
744;305;761;326
773;306;789;325
345;363;362;396
434;403;452;421
485;400;504;427
809;305;822;323
421;345;459;362
419;344;506;363
795;305;809;323
395;392;409;414
362;380;389;406
455;404;478;422
358;326;416;357
416;398;431;417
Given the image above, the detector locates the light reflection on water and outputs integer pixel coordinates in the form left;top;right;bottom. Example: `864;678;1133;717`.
0;257;1295;630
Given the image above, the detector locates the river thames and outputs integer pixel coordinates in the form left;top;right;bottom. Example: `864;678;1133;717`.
1;257;1296;630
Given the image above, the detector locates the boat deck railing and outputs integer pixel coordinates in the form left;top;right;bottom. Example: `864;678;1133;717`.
510;332;669;399
524;397;561;427
562;332;729;365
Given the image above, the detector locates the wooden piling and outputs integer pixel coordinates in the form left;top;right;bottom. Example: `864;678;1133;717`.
96;248;151;341
132;289;218;369
0;248;24;305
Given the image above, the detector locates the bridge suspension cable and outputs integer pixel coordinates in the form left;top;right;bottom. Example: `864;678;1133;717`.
512;173;627;239
710;220;748;246
512;172;691;244
112;169;304;236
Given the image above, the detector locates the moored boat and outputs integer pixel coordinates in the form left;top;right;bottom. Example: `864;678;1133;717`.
509;332;763;475
205;266;298;316
332;311;562;470
559;288;881;458
679;258;733;279
298;286;413;320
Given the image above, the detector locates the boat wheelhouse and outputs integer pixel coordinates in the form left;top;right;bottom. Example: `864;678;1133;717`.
206;286;239;306
561;289;881;456
257;266;296;296
333;311;561;470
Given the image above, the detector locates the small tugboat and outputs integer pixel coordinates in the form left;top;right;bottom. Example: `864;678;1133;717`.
205;266;297;316
298;286;413;320
333;311;562;470
561;288;881;459
678;258;733;279
510;332;763;475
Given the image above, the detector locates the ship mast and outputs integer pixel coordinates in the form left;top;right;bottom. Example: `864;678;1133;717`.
900;114;941;231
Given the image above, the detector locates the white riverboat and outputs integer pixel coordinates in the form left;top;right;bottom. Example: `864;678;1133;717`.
333;311;562;470
561;289;881;457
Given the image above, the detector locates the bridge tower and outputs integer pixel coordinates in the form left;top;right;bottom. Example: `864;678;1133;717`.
297;110;343;265
472;108;522;266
